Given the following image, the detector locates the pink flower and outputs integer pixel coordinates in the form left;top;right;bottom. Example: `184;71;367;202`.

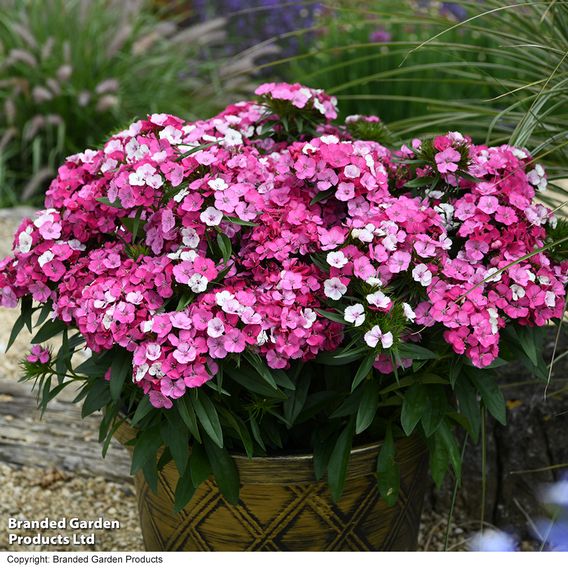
435;147;461;174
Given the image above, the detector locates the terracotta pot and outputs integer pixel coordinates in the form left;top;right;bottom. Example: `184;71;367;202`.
115;422;428;551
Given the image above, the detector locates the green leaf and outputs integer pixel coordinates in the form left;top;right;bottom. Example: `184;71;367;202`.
454;378;481;443
376;424;400;506
516;326;539;367
243;353;278;389
131;427;162;475
120;211;146;240
6;312;26;352
448;357;463;388
437;420;462;479
283;372;311;425
175;397;201;442
131;396;154;426
467;370;506;426
81;379;112;418
203;435;240;505
316;346;367;366
191;392;223;448
110;349;131;402
189;443;211;487
223;216;257;227
404;175;437;188
400;384;428;436
315;309;347;325
174;474;196;513
421;385;448;437
397;343;437;360
96;196;122;208
249;414;266;451
224;365;284;398
428;431;450;489
216;232;232;264
351;352;376;392
162;413;190;475
310;188;335;205
313;427;336;481
355;380;380;434
327;418;355;502
31;318;67;344
142;456;159;493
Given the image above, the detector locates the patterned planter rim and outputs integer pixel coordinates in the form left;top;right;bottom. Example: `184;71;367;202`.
115;420;426;484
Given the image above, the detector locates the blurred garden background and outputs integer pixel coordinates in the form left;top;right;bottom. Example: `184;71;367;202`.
0;0;567;551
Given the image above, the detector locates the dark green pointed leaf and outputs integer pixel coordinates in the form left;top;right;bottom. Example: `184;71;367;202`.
356;380;380;434
191;392;223;448
131;427;162;475
467;371;506;425
400;384;428;436
174;474;196;513
376;424;400;506
327;418;355;502
189;443;211;487
203;435;240;505
351;352;376;392
31;318;67;344
110;349;131;402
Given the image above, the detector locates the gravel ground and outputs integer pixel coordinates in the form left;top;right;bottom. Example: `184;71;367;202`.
0;461;472;552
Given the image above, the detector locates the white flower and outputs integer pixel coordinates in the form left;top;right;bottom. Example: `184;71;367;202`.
351;227;374;243
207;317;225;338
366;276;383;287
223;128;243;147
320;135;339;144
487;308;499;334
128;164;163;189
208;178;228;192
135;364;149;382
366;290;391;309
545;291;556;308
511;147;528;160
200;206;223;226
302;308;317;329
126;291;143;305
256;330;269;346
188;273;208;293
173;188;189;203
17;231;33;254
145;343;162;361
344;304;365;327
326;251;348;268
181;227;200;248
412;264;433;286
364;325;393;349
510;284;525;301
484;267;502;283
159;125;182;144
324;277;347;301
179;249;198;262
141;319;154;333
215;290;235;307
344;165;360;179
527;164;547;192
38;250;54;268
402;303;416;322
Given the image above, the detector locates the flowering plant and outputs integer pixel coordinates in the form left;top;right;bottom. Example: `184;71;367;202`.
1;82;566;510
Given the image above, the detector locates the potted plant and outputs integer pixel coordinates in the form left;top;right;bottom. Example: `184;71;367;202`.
1;82;566;551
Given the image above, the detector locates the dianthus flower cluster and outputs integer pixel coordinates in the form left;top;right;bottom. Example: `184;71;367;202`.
1;83;565;408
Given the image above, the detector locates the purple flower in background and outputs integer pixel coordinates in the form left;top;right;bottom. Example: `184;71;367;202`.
369;28;392;43
193;0;321;61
